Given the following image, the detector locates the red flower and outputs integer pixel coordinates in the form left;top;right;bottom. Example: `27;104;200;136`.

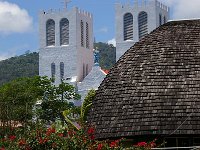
18;139;26;146
25;146;31;150
67;131;72;137
46;127;56;136
87;127;95;135
0;147;5;150
58;133;63;137
150;142;156;148
9;135;16;141
110;140;119;148
67;130;76;137
137;142;147;147
89;135;95;140
1;138;6;142
38;138;48;144
38;138;43;144
97;143;103;150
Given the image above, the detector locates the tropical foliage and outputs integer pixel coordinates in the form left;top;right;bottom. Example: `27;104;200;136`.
37;80;80;122
0;77;159;150
62;89;95;130
0;76;80;127
0;76;44;125
80;89;95;122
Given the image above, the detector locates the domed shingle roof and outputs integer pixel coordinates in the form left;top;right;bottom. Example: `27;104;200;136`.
88;20;200;139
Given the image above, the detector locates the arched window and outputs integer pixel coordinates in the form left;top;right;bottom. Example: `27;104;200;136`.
81;20;84;47
46;19;55;46
86;22;89;48
51;63;56;82
159;14;162;26
138;11;148;40
163;16;166;24
60;18;69;45
60;62;64;79
124;13;133;41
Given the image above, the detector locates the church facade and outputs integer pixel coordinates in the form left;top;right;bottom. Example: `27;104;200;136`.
115;0;170;61
38;6;107;102
39;7;94;85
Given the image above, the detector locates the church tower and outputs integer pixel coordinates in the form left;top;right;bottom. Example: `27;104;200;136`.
39;4;94;85
115;0;170;61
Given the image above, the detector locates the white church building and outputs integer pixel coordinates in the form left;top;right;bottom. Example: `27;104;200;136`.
38;4;106;102
39;6;94;85
39;0;170;101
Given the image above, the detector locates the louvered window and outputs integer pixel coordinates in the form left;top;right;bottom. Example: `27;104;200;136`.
124;13;133;41
159;14;162;26
86;22;89;48
163;16;166;24
51;63;56;82
81;20;84;47
60;18;69;45
83;63;85;79
60;62;64;79
138;11;148;40
86;64;88;76
46;19;55;46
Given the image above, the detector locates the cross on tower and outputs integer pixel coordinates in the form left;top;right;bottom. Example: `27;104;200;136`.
61;0;71;9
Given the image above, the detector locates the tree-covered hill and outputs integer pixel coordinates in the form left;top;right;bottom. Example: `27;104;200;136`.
94;42;116;69
0;42;116;86
0;52;39;85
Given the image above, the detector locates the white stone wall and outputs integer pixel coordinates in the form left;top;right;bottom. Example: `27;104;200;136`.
39;7;94;85
76;9;94;82
115;0;170;61
39;46;77;85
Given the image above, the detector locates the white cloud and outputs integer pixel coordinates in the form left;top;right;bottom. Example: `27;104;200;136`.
0;1;33;34
107;38;116;47
99;27;108;33
160;0;200;20
0;52;14;61
0;55;8;61
0;44;29;61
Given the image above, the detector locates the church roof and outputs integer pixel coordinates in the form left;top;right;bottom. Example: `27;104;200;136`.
76;64;107;106
88;20;200;139
78;64;106;92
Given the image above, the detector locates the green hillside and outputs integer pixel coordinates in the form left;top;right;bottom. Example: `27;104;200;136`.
94;42;116;69
0;52;39;85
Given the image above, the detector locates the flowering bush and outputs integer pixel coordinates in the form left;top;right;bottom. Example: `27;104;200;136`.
132;140;157;150
0;124;157;150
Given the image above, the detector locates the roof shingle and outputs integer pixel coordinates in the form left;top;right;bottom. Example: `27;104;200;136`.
88;20;200;139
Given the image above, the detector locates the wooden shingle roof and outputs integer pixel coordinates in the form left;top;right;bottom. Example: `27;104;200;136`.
88;20;200;139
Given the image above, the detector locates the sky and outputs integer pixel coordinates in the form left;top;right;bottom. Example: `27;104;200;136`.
0;0;200;60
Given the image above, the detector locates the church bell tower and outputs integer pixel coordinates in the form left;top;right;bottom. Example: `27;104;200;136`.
115;0;170;61
39;1;94;85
